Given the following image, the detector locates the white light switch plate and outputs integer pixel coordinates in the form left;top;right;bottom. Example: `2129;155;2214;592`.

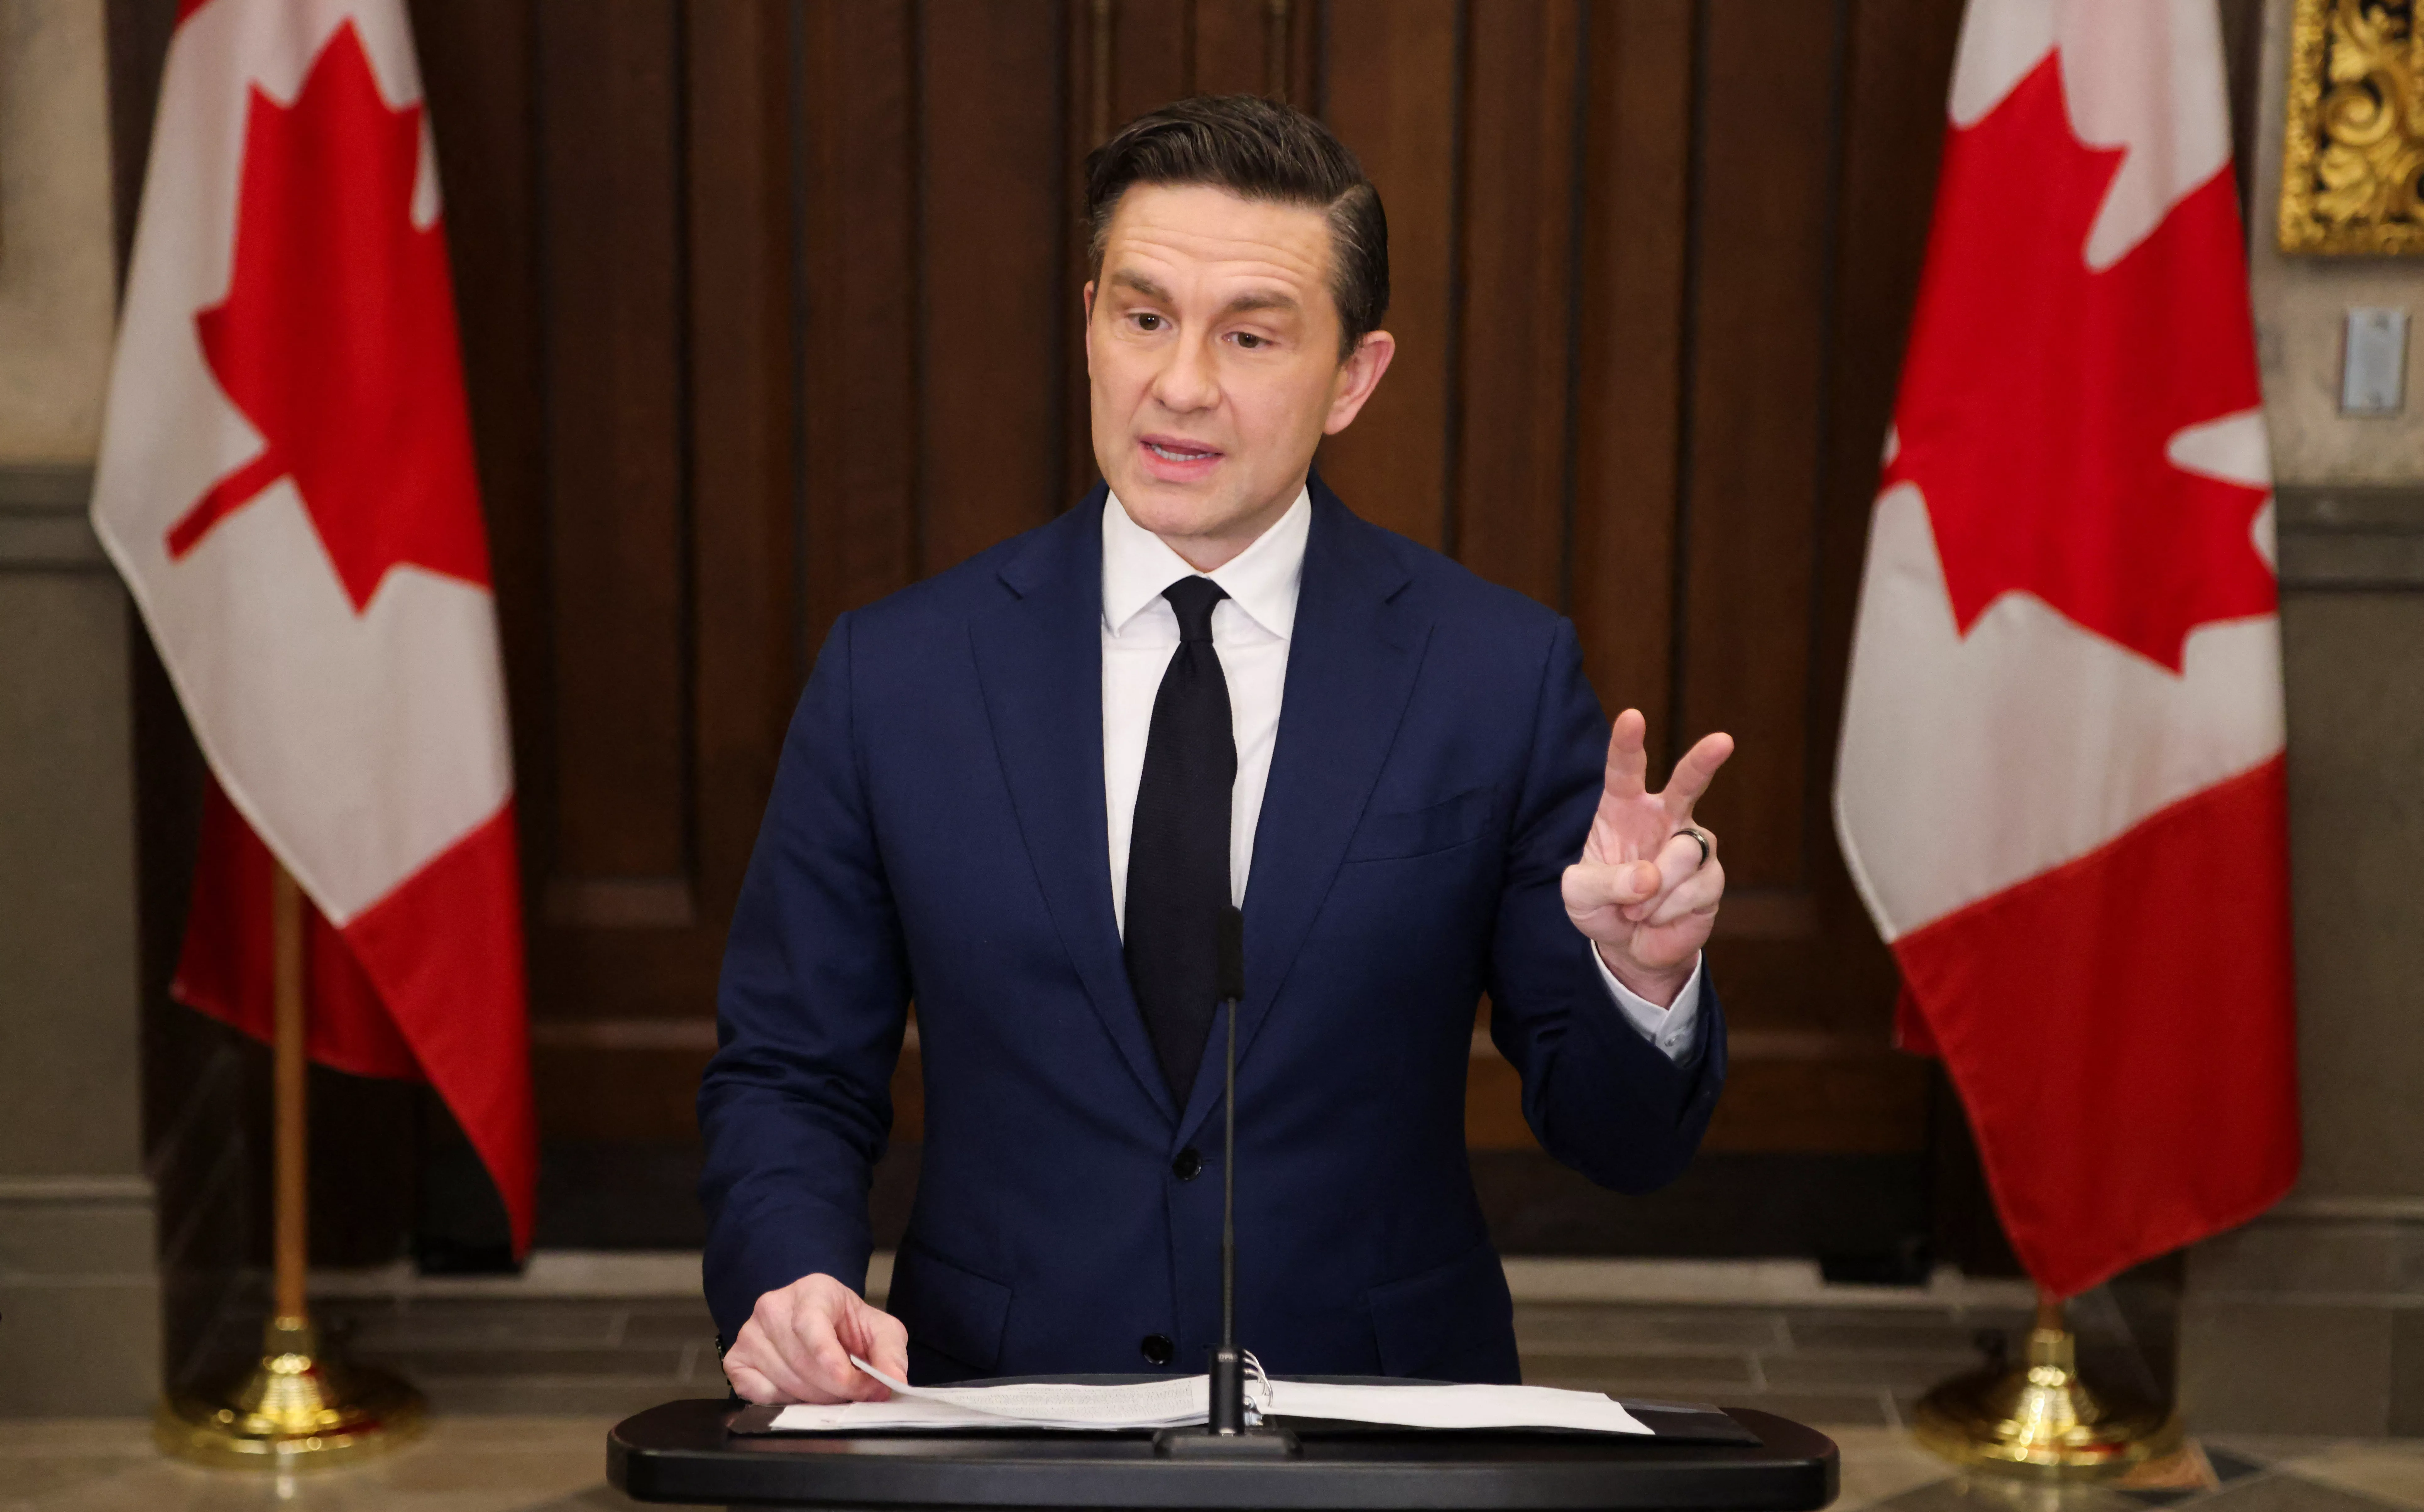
2341;307;2408;415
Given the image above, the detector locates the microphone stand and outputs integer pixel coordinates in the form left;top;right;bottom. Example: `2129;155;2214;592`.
1154;906;1299;1459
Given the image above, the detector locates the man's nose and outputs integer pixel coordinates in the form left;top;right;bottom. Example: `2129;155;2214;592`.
1150;329;1220;413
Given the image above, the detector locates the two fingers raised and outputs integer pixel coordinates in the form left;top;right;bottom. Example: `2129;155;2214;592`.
1599;715;1734;819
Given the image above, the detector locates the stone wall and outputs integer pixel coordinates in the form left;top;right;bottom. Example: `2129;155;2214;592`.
0;0;161;1414
2175;0;2424;1437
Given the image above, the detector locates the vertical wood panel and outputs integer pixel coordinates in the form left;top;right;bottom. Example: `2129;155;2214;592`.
1192;0;1267;96
1673;0;1840;888
1111;0;1192;119
1453;0;1582;608
1283;0;1321;108
535;0;690;881
1569;0;1692;735
1068;3;1108;511
1692;0;1953;1143
1771;0;1963;1033
412;0;548;897
1813;0;1965;885
1316;0;1458;550
921;0;1070;571
801;0;919;655
687;0;796;918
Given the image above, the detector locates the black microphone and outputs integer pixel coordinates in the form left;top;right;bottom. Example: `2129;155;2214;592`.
1209;905;1246;1434
1155;904;1299;1459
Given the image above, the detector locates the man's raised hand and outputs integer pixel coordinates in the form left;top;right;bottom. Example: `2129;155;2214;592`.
1560;709;1733;1004
722;1272;910;1405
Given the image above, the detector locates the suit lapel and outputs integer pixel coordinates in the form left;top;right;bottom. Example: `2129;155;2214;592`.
1176;482;1431;1150
971;488;1178;1124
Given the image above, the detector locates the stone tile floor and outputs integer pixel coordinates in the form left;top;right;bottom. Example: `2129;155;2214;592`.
0;1416;649;1511
30;1259;2402;1510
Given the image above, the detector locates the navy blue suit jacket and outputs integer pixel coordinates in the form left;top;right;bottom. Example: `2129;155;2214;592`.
699;479;1726;1384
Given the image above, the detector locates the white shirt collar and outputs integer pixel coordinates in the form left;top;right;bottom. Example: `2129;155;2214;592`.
1101;486;1311;640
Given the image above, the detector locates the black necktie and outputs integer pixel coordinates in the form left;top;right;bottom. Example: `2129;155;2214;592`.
1125;576;1235;1105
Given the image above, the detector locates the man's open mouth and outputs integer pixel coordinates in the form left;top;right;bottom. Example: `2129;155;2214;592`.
1144;440;1220;462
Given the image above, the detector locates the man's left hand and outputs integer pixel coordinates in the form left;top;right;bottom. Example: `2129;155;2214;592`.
1561;709;1733;1006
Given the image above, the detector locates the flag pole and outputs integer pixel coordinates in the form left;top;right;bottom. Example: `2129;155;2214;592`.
271;861;308;1328
155;863;424;1468
1909;1285;2177;1478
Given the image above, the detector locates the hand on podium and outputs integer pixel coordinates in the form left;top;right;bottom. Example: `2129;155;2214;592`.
723;1273;909;1405
1561;709;1733;1007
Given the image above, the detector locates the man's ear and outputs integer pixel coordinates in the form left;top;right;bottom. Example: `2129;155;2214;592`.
1323;330;1398;436
1082;280;1097;323
1081;281;1097;375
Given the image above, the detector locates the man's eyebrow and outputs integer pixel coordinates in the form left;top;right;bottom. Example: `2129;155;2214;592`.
1105;270;1300;318
1220;290;1299;317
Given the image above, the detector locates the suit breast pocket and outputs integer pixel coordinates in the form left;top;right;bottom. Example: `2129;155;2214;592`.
1343;784;1497;863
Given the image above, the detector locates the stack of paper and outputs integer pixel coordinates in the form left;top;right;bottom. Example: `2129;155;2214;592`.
1264;1379;1647;1434
771;1365;1207;1433
764;1360;1650;1436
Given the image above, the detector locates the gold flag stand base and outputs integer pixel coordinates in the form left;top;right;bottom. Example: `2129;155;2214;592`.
154;865;427;1471
156;1317;425;1469
1911;1293;2178;1477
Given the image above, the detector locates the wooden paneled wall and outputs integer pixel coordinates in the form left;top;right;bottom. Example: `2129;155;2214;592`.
404;0;1986;1158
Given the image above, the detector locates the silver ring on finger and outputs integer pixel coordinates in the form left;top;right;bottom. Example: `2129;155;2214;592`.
1672;827;1711;869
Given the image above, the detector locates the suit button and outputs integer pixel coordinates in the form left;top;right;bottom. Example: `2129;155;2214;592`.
1141;1333;1175;1367
1172;1148;1203;1181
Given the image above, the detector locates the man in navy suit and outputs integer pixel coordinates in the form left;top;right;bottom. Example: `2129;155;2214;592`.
702;96;1735;1403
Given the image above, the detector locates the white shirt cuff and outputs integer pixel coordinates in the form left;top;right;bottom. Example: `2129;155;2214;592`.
1589;945;1704;1064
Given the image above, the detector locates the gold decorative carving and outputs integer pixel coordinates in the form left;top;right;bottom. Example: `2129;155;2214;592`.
2280;0;2424;254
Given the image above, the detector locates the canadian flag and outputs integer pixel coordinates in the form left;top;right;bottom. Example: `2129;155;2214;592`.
92;0;534;1251
1836;0;2298;1298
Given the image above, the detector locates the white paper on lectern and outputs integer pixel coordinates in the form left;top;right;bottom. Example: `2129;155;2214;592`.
763;1358;1649;1436
768;1397;1088;1432
1264;1380;1648;1435
766;1360;1207;1432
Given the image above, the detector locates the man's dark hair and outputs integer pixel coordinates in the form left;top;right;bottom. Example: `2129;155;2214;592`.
1083;95;1389;361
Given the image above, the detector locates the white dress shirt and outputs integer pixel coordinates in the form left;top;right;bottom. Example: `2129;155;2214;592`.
1099;489;1703;1063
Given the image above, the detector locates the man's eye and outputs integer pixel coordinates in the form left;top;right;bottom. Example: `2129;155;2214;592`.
1134;313;1163;331
1235;333;1265;349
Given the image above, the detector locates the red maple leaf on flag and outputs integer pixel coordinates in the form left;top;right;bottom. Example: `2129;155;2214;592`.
1884;56;2273;674
166;20;488;611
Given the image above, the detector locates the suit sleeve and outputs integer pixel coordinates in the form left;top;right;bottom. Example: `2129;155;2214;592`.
698;612;913;1340
1483;618;1727;1193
